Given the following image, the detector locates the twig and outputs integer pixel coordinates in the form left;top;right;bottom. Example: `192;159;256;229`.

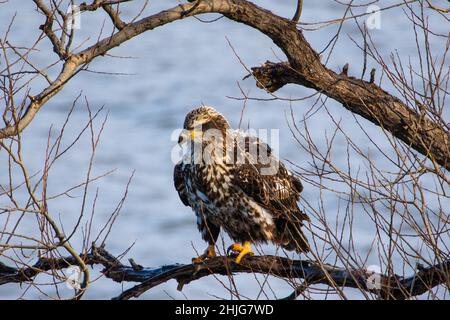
292;0;303;23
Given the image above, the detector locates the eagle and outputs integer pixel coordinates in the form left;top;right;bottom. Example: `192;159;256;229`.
174;106;309;263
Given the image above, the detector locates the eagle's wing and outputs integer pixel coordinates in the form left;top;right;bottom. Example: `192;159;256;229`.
232;135;303;214
233;161;305;219
232;136;309;252
174;161;189;206
174;161;220;245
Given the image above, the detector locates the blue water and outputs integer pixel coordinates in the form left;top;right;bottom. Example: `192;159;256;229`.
0;1;448;299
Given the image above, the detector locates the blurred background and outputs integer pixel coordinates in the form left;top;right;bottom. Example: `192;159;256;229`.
0;0;448;299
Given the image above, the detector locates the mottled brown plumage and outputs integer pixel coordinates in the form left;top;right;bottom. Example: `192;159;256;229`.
174;106;309;259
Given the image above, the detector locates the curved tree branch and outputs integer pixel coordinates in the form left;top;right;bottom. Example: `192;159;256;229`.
112;255;450;300
1;0;448;171
0;246;448;300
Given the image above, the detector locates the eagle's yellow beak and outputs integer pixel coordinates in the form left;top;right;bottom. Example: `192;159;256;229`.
178;129;201;144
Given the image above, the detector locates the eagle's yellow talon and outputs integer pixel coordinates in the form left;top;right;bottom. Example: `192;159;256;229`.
227;241;254;263
227;243;244;253
192;245;216;263
192;256;204;264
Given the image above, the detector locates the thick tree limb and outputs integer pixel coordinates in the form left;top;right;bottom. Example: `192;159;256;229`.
102;4;126;30
0;246;448;300
112;255;450;300
219;1;449;171
2;0;448;171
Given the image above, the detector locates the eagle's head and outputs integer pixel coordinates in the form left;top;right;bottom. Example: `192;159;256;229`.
178;106;230;145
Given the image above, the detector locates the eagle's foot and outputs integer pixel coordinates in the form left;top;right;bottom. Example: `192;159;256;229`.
192;245;216;264
227;241;254;263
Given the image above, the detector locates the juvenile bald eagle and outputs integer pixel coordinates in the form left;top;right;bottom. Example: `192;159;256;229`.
174;106;309;263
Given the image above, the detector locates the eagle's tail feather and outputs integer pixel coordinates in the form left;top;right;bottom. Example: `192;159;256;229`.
276;211;310;253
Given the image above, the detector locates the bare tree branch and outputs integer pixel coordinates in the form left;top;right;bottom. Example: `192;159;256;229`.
1;246;448;300
102;4;126;30
292;0;303;22
113;256;450;300
79;0;133;12
33;0;67;58
1;0;447;172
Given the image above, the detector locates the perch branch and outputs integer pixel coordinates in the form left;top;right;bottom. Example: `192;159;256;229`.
1;246;448;300
112;255;450;300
